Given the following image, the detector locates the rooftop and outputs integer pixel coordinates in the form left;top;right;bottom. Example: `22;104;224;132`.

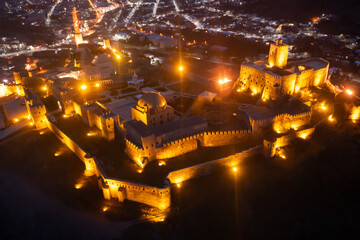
152;116;207;136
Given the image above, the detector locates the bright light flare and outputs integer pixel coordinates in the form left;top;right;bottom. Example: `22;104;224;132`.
81;84;87;90
345;89;353;96
233;167;237;172
178;65;184;72
328;114;335;122
95;83;100;87
87;132;96;137
350;106;360;123
75;183;82;189
176;183;181;188
54;152;61;157
43;86;47;91
102;206;109;212
300;133;308;139
137;169;143;173
218;77;231;85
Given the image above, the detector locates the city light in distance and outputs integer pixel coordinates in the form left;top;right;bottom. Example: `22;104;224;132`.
137;169;143;173
75;183;82;189
81;84;87;90
233;167;237;172
95;83;100;87
43;86;47;91
115;54;121;60
14;118;19;122
178;65;184;72
102;206;109;212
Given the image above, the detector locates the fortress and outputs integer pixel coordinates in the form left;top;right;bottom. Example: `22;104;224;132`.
234;40;329;101
13;39;332;212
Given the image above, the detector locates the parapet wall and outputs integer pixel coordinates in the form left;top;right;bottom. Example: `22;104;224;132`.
47;120;171;209
125;129;254;165
166;145;263;184
202;129;252;147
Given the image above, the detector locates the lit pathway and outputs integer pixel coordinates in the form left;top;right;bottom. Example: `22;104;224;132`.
45;0;63;26
124;0;143;24
153;0;160;17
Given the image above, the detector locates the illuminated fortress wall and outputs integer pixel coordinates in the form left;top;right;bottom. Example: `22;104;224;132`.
125;130;254;166
47;120;171;209
263;127;315;158
166;145;263;184
202;130;252;147
272;112;312;134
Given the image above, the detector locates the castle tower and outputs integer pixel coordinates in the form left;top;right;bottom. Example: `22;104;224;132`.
13;71;22;85
268;39;289;68
103;39;111;49
100;113;115;141
25;98;47;130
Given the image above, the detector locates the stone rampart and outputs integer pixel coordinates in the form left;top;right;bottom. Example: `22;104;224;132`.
47;120;171;209
202;129;252;147
166;145;263;184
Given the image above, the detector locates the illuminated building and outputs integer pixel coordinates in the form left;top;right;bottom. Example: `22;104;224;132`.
125;93;207;167
131;92;174;127
234;40;329;101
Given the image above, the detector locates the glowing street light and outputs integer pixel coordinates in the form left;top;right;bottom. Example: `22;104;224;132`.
233;167;238;172
345;89;353;96
81;84;87;90
43;86;47;91
178;65;184;72
95;83;100;87
218;77;231;85
115;54;121;60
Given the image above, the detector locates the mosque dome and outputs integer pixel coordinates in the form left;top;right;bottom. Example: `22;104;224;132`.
138;92;167;109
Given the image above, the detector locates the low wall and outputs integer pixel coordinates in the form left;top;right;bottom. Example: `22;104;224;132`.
166;145;263;184
47;120;171;209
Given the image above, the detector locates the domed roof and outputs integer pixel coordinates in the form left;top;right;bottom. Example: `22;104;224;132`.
138;92;166;109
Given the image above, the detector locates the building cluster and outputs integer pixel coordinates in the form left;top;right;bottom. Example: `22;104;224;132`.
235;40;329;101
